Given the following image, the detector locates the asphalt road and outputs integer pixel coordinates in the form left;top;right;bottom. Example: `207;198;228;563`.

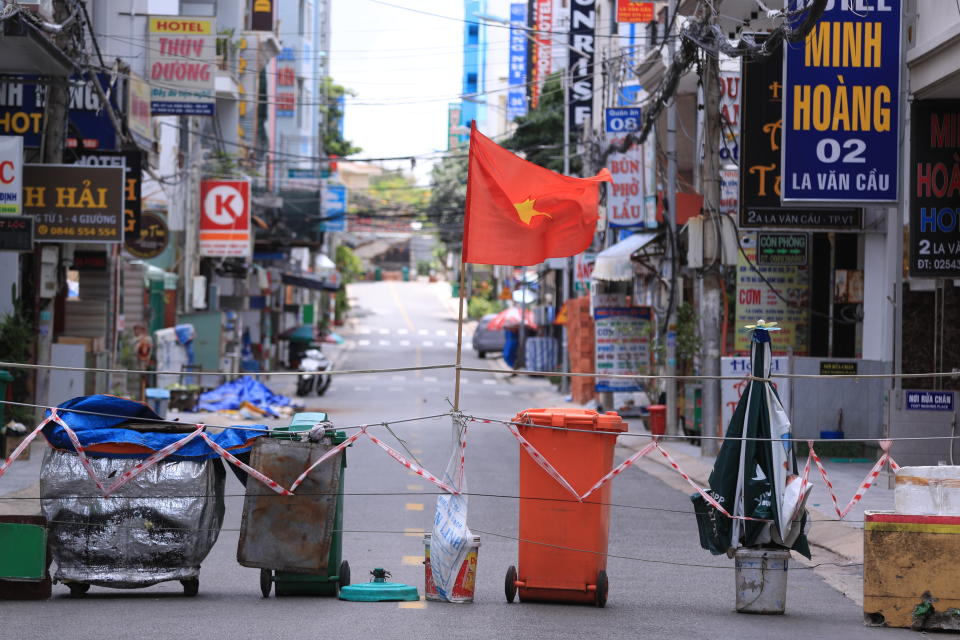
0;281;914;639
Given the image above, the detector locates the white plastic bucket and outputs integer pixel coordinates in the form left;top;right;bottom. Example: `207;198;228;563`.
734;548;789;614
423;534;481;603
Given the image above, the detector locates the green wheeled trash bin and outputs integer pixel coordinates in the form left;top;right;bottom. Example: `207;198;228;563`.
237;412;350;597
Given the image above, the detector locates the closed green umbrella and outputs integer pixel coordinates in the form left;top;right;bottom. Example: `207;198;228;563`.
277;325;317;343
693;320;811;558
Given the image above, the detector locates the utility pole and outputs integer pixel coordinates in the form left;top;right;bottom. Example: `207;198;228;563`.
699;14;723;458
35;0;76;412
664;0;679;435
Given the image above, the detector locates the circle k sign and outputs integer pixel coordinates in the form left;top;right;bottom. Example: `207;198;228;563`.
201;180;250;228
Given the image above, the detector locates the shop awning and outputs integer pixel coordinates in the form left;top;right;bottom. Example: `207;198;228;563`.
0;14;74;76
591;232;660;282
281;271;340;292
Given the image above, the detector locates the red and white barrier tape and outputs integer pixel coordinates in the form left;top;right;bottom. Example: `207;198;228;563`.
289;430;362;492
807;440;899;519
505;422;582;503
367;430;459;495
579;441;657;501
0;412;57;479
57;415;107;494
200;432;292;496
103;424;206;496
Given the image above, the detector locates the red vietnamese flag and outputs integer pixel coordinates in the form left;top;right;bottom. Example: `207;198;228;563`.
462;123;612;266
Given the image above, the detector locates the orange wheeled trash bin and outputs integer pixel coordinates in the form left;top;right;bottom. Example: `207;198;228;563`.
504;407;626;607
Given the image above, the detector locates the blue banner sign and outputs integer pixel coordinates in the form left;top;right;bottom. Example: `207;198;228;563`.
904;390;955;411
605;107;641;133
320;184;347;232
782;1;901;202
507;3;528;120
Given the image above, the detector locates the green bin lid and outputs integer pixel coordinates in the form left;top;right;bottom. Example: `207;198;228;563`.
0;370;13;383
339;568;419;602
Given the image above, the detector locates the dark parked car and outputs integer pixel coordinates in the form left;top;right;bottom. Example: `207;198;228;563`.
473;313;506;358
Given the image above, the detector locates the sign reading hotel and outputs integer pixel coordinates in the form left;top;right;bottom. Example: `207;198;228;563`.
200;179;251;257
909;100;960;278
23;164;124;243
782;1;901;202
148;16;215;116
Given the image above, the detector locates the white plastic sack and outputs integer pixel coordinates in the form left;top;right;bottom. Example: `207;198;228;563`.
429;414;471;600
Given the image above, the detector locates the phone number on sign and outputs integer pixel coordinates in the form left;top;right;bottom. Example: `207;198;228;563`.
37;225;118;237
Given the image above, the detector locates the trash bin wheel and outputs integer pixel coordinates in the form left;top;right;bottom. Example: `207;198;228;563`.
505;565;517;603
67;582;89;598
181;578;199;597
338;560;351;589
260;569;272;598
595;570;608;608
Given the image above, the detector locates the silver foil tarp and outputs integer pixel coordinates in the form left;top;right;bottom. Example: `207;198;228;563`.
40;448;226;588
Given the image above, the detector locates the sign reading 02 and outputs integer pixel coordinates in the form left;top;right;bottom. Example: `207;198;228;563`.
782;1;901;203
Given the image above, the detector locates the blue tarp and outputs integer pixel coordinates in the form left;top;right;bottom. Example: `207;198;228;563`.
197;376;298;417
43;395;264;460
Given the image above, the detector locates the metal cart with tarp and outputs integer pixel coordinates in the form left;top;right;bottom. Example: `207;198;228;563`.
38;395;262;597
237;412;350;597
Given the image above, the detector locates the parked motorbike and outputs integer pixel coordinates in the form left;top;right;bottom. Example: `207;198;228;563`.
296;348;332;396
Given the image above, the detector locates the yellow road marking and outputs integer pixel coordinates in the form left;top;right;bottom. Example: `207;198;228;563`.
387;281;416;332
404;527;425;537
406;483;424;491
398;597;427;609
405;502;424;511
402;555;424;566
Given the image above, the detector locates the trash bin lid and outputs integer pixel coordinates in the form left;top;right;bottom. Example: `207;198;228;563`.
513;408;627;433
339;582;419;602
284;412;329;432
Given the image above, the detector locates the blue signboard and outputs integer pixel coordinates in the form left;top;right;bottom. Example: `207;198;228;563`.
320;184;347;232
782;1;901;202
904;390;955;412
0;74;120;150
605;107;641;133
507;3;528;120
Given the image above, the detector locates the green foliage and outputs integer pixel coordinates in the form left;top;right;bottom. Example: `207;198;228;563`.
349;170;428;217
321;78;362;157
426;153;468;246
0;287;33;422
467;296;500;319
416;261;432;276
502;73;580;174
335;245;362;283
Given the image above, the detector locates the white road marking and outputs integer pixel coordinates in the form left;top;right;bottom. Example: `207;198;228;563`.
379;339;390;346
388;386;403;392
435;330;446;337
418;329;429;336
444;342;456;348
357;327;371;335
482;379;496;385
424;376;438;383
379;328;390;335
398;329;409;335
495;390;511;396
400;340;411;346
422;340;434;347
353;386;372;392
358;339;371;346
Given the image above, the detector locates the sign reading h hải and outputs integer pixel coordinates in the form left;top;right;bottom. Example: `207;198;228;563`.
200;179;251;257
594;306;651;393
909;100;960;278
0;136;22;213
23;164;124;243
782;1;901;202
148;16;215;116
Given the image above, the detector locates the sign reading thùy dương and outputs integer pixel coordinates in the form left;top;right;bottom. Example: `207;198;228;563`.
23;164;125;243
594;306;651;393
909;100;960;278
148;16;215;116
781;1;901;202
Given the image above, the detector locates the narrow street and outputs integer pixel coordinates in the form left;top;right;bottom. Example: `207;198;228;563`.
0;282;913;639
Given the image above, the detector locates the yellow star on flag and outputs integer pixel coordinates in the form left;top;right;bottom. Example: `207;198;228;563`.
513;198;552;225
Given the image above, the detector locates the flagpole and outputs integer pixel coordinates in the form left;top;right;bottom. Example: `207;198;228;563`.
454;121;477;412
